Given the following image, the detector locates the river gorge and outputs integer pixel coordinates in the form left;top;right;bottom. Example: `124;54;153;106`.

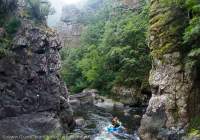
0;0;199;140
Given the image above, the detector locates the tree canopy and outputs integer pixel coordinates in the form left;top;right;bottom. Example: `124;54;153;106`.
60;0;151;94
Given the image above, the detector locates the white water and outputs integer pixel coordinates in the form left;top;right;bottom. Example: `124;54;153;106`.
73;106;142;140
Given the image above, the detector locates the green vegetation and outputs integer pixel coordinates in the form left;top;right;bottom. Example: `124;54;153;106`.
0;0;54;58
60;0;151;94
5;17;21;34
44;134;66;140
150;0;188;59
161;0;200;53
27;0;55;21
157;0;200;134
0;37;12;58
0;17;21;58
187;117;200;138
183;0;200;51
150;0;200;59
0;1;20;58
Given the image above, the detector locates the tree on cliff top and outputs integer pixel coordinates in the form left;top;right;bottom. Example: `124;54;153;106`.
27;0;55;21
0;0;54;58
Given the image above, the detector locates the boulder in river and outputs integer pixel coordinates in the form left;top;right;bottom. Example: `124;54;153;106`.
69;99;81;109
133;115;142;119
111;86;151;106
94;96;126;111
75;117;86;127
69;89;97;107
114;102;124;110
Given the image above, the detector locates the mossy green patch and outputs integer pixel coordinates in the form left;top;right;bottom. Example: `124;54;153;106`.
149;1;187;60
0;14;21;58
151;43;174;58
187;117;200;137
0;37;12;58
5;17;21;34
44;135;67;140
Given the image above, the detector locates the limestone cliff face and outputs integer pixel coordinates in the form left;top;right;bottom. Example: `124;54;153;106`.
0;1;74;138
139;0;200;140
56;5;85;48
121;0;141;9
56;0;141;49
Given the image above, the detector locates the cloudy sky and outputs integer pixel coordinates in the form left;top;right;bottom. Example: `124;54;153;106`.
47;0;83;27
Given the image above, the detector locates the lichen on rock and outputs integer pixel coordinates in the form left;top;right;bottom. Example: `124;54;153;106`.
139;0;200;139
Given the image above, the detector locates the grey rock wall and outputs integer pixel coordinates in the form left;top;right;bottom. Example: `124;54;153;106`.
139;0;200;140
0;19;74;138
55;5;84;48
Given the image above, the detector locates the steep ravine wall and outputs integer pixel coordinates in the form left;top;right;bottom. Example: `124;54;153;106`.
0;1;74;138
56;0;142;49
139;0;200;140
122;0;141;9
56;5;84;48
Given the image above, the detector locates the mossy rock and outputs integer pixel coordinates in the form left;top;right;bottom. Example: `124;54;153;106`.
187;117;200;138
149;0;187;60
5;17;21;34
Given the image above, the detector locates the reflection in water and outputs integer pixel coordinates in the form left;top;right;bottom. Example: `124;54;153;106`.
73;105;144;140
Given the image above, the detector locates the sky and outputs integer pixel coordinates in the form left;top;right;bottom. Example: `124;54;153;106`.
47;0;84;27
49;0;82;5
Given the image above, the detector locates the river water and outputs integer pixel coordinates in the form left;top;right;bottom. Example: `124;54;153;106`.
71;105;145;140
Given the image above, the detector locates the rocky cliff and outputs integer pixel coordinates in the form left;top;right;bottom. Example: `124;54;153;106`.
56;5;84;48
0;0;74;138
139;0;200;140
112;86;151;106
56;0;141;49
121;0;141;9
56;0;103;48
